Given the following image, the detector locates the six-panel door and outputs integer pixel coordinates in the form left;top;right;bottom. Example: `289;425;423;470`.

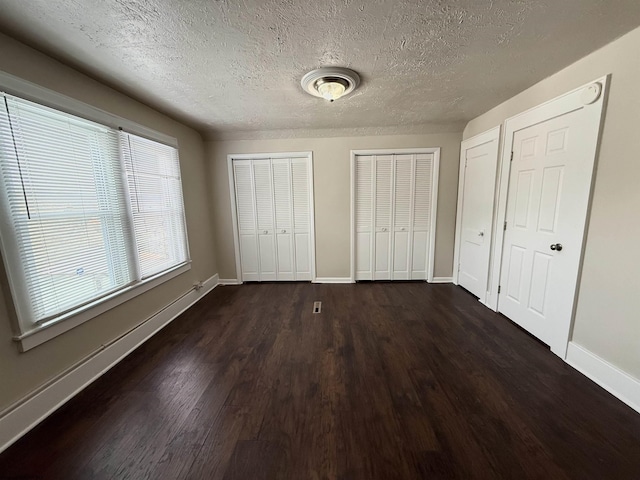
499;109;588;347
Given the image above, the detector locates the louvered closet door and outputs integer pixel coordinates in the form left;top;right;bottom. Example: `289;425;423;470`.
253;160;277;281
233;160;260;281
411;154;433;279
374;155;393;280
272;159;295;280
291;158;312;280
392;155;413;279
355;156;374;280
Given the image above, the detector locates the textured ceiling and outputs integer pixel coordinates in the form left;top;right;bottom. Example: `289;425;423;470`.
0;0;639;139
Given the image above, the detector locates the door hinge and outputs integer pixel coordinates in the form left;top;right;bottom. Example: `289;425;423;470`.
498;285;501;294
510;151;514;161
503;221;507;231
457;263;461;272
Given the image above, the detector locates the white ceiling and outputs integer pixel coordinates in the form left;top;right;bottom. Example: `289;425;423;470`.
0;0;639;139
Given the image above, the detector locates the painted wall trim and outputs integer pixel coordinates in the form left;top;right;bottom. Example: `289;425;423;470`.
0;273;220;455
15;263;191;352
430;277;453;284
565;342;640;414
218;279;242;285
312;277;355;284
487;75;610;313
488;75;610;359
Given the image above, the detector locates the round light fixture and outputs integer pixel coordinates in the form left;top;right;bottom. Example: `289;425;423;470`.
301;67;360;102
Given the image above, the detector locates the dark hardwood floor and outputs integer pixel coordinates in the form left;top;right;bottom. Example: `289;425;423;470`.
1;282;639;479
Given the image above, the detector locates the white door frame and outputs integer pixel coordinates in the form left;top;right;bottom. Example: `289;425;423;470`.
350;148;440;283
453;126;501;304
488;75;610;357
227;151;317;283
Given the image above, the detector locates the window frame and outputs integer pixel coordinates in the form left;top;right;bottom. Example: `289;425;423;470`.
0;70;191;352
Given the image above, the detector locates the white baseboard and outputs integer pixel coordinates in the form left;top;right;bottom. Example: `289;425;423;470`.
219;278;242;285
312;277;355;284
0;273;220;454
565;342;640;414
430;277;453;284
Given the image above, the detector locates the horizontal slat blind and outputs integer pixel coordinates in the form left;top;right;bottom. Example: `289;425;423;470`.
121;132;188;279
0;94;133;322
0;92;189;327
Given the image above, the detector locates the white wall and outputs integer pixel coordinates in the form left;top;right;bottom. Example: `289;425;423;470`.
207;132;462;280
464;26;640;379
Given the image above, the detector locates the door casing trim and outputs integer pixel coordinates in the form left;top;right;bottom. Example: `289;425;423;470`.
488;75;610;358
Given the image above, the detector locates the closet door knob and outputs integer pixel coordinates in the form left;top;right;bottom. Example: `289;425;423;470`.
281;229;286;233
263;230;268;234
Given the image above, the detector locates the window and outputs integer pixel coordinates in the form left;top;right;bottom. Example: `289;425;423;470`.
0;92;189;333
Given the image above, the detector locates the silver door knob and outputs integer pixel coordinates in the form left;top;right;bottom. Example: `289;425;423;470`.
478;231;484;237
281;229;286;233
550;243;563;251
401;227;406;231
263;230;268;234
382;227;387;232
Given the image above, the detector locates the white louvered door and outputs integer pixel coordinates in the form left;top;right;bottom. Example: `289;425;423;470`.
272;159;295;280
232;156;313;282
291;158;312;280
233;160;260;281
411;154;433;280
355;156;374;280
374;155;393;280
392;155;413;279
354;152;435;281
253;161;277;281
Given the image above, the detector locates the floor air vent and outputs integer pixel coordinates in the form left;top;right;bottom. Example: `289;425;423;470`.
313;301;322;314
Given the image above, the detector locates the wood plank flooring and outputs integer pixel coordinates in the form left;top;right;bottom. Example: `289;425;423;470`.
1;282;639;479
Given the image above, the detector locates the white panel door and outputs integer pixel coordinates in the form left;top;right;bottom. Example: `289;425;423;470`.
291;158;312;280
458;141;498;298
499;109;590;347
253;161;277;281
373;155;393;280
355;155;374;280
392;155;413;280
233;160;260;281
411;154;432;279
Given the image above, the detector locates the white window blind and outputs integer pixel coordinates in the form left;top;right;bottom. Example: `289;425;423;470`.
0;92;189;327
121;133;188;278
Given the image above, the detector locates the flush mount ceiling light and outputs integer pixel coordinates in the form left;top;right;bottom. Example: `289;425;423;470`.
301;67;360;102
